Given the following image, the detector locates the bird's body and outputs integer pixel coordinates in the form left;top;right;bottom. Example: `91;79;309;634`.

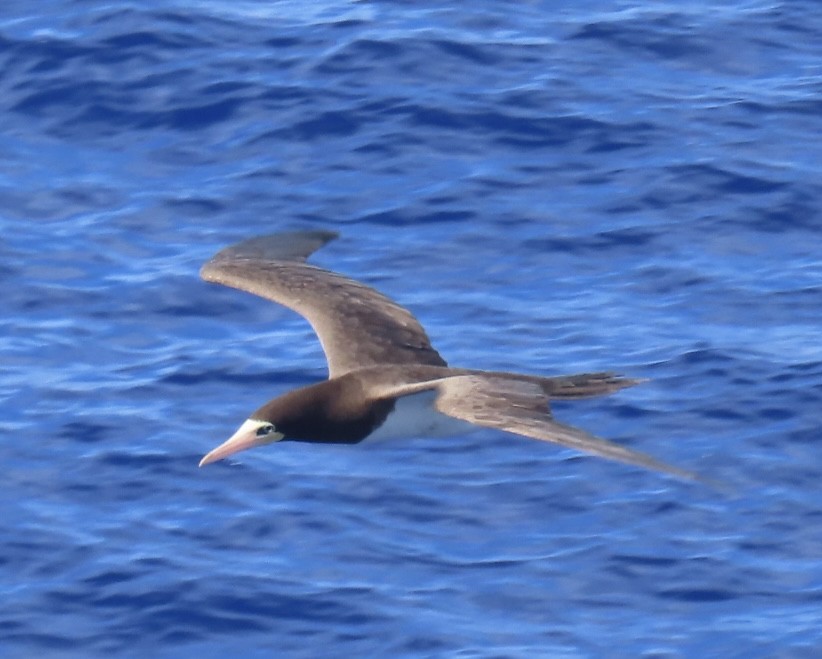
198;230;696;481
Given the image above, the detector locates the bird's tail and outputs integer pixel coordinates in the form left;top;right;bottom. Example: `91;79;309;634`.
533;372;645;399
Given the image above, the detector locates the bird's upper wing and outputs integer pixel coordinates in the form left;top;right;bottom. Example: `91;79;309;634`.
200;231;447;378
372;375;697;480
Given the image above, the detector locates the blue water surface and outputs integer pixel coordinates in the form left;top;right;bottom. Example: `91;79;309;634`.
2;1;822;657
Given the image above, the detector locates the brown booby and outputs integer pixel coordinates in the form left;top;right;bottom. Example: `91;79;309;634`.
198;230;695;480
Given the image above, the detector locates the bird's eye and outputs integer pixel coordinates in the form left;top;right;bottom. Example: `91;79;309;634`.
256;424;275;437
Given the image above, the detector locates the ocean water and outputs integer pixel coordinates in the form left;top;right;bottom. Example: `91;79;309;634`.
2;1;822;657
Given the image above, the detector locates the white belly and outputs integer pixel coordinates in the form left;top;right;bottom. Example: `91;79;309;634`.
364;390;475;442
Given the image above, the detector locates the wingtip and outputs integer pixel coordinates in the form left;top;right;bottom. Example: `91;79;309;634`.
200;230;340;282
312;229;340;242
199;261;217;282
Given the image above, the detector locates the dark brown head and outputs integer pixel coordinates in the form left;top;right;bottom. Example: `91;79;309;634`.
198;378;393;466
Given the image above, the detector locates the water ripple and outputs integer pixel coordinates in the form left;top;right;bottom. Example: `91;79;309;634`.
2;1;822;657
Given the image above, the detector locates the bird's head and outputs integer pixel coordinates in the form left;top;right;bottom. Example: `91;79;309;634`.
199;418;285;467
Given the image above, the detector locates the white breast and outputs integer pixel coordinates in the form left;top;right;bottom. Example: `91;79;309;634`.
364;389;475;442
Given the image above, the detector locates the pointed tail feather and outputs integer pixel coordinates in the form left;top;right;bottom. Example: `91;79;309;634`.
538;372;646;399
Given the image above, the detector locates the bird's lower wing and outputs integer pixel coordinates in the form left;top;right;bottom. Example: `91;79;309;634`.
432;375;698;480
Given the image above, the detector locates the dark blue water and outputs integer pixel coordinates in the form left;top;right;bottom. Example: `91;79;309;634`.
3;1;822;656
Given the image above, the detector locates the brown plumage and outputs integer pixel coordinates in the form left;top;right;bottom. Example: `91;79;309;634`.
198;230;696;481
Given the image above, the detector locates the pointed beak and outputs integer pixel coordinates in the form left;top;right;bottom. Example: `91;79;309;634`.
199;419;284;467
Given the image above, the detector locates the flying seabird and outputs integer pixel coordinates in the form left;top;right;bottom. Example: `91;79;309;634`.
198;230;695;480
